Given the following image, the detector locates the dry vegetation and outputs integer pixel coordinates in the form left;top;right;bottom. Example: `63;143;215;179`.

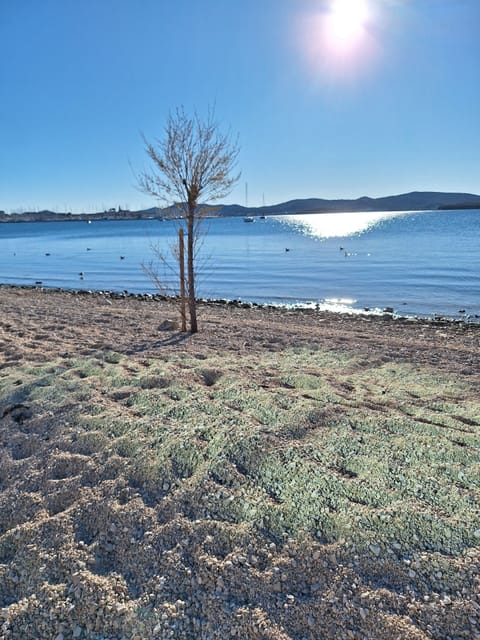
0;286;479;639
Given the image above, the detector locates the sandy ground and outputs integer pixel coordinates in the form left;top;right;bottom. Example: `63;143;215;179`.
0;286;479;640
1;286;479;374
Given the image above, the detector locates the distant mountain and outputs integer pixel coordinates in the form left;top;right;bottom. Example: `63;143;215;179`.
218;191;480;217
1;191;479;223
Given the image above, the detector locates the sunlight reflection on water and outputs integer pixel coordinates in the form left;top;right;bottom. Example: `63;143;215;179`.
278;210;412;238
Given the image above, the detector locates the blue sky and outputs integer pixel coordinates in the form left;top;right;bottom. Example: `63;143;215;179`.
0;0;479;212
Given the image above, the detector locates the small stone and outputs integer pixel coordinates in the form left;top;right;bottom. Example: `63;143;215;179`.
159;319;178;331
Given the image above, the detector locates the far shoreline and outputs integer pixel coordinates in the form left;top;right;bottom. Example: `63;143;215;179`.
0;205;479;225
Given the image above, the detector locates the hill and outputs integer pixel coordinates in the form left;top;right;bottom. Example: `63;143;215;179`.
219;191;480;216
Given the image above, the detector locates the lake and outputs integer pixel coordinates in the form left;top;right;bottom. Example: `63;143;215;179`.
0;209;479;320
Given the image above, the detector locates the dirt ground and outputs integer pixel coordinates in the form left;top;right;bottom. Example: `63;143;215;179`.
0;286;479;640
1;286;479;374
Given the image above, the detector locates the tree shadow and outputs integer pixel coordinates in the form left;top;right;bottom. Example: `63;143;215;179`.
127;331;191;354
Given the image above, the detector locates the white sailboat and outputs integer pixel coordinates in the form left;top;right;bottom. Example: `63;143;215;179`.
243;183;254;222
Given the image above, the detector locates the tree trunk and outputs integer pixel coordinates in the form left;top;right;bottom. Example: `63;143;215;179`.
187;208;198;333
178;227;187;332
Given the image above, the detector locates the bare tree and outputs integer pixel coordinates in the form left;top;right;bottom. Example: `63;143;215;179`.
138;107;240;333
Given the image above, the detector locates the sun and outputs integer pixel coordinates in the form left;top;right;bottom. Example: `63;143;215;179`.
326;0;371;51
295;0;380;82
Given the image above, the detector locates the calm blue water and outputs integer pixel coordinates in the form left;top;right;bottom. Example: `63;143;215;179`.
0;210;479;320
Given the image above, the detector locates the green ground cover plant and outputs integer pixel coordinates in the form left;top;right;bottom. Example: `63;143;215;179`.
1;341;479;638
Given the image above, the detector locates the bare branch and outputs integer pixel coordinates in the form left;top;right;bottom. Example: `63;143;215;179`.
137;106;240;333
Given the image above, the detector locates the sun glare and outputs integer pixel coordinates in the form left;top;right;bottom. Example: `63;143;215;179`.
297;0;380;82
327;0;370;48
